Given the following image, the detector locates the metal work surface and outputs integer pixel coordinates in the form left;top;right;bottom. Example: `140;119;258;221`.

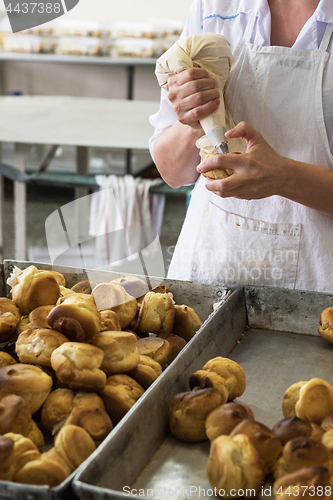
73;286;333;500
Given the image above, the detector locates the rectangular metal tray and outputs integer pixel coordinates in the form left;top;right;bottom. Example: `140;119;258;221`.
0;260;227;500
72;285;333;500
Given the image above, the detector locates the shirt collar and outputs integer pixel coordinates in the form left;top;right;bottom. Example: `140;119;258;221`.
316;0;333;24
238;0;333;24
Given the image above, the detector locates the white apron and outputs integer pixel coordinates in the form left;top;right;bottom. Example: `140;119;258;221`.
168;17;333;292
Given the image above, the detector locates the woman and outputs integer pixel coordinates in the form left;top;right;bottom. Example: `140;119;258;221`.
149;0;333;292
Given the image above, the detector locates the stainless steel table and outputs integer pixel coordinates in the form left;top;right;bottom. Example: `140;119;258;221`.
0;95;159;260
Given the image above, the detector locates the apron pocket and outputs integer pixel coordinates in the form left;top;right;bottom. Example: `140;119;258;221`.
190;200;302;288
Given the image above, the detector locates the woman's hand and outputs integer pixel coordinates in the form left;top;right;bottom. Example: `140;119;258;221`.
197;121;289;200
167;65;220;130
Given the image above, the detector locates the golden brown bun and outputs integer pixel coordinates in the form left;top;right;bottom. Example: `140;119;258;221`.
321;428;333;452
230;419;283;476
156;333;186;363
274;437;332;479
54;424;96;472
322;413;333;432
203;357;246;400
137;337;172;370
14;453;70;486
41;388;105;434
282;381;308;418
137;292;175;335
207;434;264;497
92;330;139;375
0;435;14;481
15;327;69;367
189;369;229;403
27;420;45;449
273;417;313;446
109;276;148;298
296;379;333;425
0;363;53;414
172;304;203;342
64;406;113;446
100;374;145;424
9;265;60;315
50;342;107;392
0;394;32;436
16;316;30;334
0;297;21;342
318;307;333;343
100;310;121;332
92;283;138;329
205;402;254;441
50;271;66;287
4;432;40;478
0;351;17;368
28;305;54;329
273;466;330;500
71;280;97;294
47;294;101;343
129;355;162;389
310;422;325;441
169;387;222;442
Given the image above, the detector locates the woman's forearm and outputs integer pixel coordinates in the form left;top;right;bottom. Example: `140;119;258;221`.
153;120;203;188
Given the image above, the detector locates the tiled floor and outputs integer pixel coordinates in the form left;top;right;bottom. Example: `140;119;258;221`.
2;180;187;275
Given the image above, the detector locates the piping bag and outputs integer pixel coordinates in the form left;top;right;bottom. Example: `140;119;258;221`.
155;33;246;158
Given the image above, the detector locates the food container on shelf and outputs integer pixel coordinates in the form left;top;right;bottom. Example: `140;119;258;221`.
56;36;111;57
2;34;56;54
114;37;165;58
0;259;227;500
72;284;333;500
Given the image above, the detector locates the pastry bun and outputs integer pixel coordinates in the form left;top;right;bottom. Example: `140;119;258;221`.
28;305;54;329
100;310;121;332
50;342;107;392
156;333;186;363
273;466;331;500
189;369;229;403
205;402;254;441
207;433;264;497
64;406;113;446
0;435;14;481
0;297;21;342
0;352;16;368
172;304;203;341
71;280;97;294
137;337;172;370
47;294;101;342
273;417;313;446
9;265;60;315
0;363;53;414
203;357;246;400
109;276;148;299
137;292;175;335
15;327;69;367
100;374;145;424
92;283;138;329
169;387;222;442
129;355;162;389
91;331;139;375
318;307;333;343
54;424;96;472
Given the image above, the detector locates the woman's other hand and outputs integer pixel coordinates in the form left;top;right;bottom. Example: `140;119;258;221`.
167;65;220;130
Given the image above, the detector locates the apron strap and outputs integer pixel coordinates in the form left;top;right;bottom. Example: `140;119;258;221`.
243;14;257;43
319;23;333;51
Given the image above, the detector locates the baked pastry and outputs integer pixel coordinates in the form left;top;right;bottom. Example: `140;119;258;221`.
0;363;53;414
273;417;313;446
137;337;172;369
207;434;264;497
100;374;145;425
172;304;203;341
47;294;101;342
273;466;331;500
321;428;333;452
321;413;333;432
64;406;113;446
54;424;96;472
169;387;222;442
109;276;148;298
71;280;97;294
318;307;333;343
0;394;44;448
202;357;246;400
57;286;75;302
310;423;325;441
92;331;139;375
230;419;283;475
50;342;107;392
189;369;229;403
15;327;69;367
156;333;186;363
14;452;70;486
17;315;30;334
205;402;254;441
92;283;137;329
0;297;21;342
8;265;60;315
4;432;41;478
50;271;66;287
274;437;332;479
282;381;307;418
0;435;14;481
28;305;54;329
129;355;162;389
100;310;121;332
41;388;105;434
283;379;333;424
137;292;175;335
0;351;16;368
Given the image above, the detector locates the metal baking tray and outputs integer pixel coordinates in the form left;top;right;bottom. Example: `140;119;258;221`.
72;285;333;500
0;260;227;500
